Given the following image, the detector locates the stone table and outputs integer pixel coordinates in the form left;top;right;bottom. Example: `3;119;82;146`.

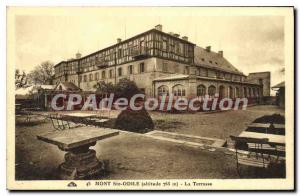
37;127;119;180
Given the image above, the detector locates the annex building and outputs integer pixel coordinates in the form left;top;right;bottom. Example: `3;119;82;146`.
53;24;270;100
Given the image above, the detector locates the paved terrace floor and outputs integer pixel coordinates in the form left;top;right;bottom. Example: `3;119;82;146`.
15;105;285;180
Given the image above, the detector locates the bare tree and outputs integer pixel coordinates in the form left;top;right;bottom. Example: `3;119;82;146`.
15;69;28;88
27;61;54;85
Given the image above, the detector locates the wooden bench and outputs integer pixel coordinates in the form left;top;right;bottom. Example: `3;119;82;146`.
230;135;271;176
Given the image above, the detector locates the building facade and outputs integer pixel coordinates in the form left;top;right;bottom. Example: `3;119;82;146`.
53;24;270;100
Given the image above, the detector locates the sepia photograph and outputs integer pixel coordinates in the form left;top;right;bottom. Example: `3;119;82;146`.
6;6;294;190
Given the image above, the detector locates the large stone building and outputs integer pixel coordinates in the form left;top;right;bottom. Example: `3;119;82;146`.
53;24;270;100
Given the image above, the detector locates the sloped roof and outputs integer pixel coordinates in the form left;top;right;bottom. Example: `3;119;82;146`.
194;46;244;75
272;81;285;88
40;85;55;90
55;82;81;91
15;86;34;96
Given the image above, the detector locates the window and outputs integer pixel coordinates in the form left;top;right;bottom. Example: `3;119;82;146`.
102;71;106;79
128;65;133;74
162;40;167;51
118;67;122;76
89;74;93;81
172;84;186;97
83;75;87;82
158;85;169;96
219;85;225;98
95;72;99;80
257;88;260;97
208;85;216;97
250;88;254;97
197;85;206;97
79;75;82;82
118;48;122;58
209;60;212;64
179;43;184;55
109;70;113;78
201;58;205;61
139;63;145;73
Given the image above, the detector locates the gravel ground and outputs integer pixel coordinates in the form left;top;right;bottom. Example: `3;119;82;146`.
150;105;284;141
15;105;285;180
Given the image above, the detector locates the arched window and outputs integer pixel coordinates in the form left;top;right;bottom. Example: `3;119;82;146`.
235;87;240;98
208;85;216;97
95;72;99;81
118;67;122;76
197;85;206;97
158;85;169;96
252;88;256;97
243;87;247;97
102;71;106;79
249;88;253;97
229;86;234;98
219;85;225;98
172;84;186;97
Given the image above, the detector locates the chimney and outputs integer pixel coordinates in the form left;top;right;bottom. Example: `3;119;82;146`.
218;50;223;57
155;24;162;31
205;46;211;52
117;38;122;43
182;36;188;41
75;52;82;59
174;33;180;38
169;32;174;36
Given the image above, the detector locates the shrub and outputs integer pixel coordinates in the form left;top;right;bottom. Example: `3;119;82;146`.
114;78;142;99
114;108;154;133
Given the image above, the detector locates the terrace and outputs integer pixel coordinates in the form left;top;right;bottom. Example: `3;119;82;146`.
15;105;285;180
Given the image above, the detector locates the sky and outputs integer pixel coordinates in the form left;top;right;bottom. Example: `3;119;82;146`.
13;7;285;93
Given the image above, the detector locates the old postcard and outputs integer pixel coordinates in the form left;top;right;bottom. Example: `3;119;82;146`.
7;7;294;190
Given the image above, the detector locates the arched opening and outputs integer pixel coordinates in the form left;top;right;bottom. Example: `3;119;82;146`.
208;85;216;98
172;84;186;97
158;85;169;96
243;87;248;97
235;87;240;98
197;85;206;97
219;85;225;98
95;72;99;81
249;88;253;97
229;86;234;98
102;71;106;79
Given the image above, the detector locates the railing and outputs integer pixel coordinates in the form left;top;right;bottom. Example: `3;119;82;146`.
96;58;109;68
130;46;149;58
